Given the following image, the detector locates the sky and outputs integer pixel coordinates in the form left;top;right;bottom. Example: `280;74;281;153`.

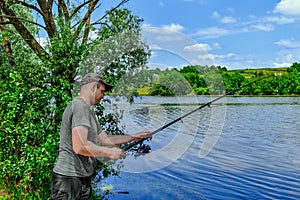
119;0;300;70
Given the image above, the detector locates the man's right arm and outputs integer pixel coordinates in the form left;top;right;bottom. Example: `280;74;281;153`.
72;126;123;160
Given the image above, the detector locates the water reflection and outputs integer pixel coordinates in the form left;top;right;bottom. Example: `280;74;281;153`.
98;97;300;200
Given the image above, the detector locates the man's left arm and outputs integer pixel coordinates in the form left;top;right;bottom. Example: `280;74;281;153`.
98;130;152;146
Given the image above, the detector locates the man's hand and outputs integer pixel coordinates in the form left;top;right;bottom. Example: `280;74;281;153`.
132;130;152;141
107;148;124;160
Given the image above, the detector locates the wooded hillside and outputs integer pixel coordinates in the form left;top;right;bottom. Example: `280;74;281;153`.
134;63;300;96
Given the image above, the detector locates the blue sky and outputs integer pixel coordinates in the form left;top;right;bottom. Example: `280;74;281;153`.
122;0;300;70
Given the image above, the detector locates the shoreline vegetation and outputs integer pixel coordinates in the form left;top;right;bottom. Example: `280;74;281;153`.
131;63;300;97
1;69;299;199
136;94;300;97
0;63;300;199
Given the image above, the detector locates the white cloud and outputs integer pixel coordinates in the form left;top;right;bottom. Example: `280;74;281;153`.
264;16;295;24
156;35;186;42
273;50;299;68
226;8;235;13
212;11;236;24
274;0;300;16
220;16;236;24
197;53;237;62
184;43;212;52
250;24;274;31
195;21;274;39
141;23;186;42
184;42;221;52
215;53;236;59
195;27;231;38
142;23;153;29
149;44;162;50
273;62;292;68
212;11;220;18
197;53;215;61
275;38;300;48
212;43;221;49
161;23;184;32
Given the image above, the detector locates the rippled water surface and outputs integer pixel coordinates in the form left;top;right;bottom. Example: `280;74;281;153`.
96;97;300;200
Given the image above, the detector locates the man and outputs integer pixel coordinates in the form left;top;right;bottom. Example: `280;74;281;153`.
51;73;151;199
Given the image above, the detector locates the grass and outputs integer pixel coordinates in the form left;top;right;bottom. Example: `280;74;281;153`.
228;67;288;78
137;86;150;96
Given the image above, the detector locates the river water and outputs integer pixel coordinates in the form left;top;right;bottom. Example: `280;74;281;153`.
95;96;300;200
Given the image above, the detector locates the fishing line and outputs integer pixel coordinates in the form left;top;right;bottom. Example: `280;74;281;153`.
122;74;272;153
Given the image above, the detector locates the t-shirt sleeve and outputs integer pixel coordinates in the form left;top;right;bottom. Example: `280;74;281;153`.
97;124;104;135
71;100;91;128
94;113;103;135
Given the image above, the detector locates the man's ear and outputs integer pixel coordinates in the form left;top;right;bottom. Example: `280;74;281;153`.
91;83;97;92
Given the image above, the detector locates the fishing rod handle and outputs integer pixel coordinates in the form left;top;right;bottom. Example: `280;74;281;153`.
122;138;144;152
122;131;156;152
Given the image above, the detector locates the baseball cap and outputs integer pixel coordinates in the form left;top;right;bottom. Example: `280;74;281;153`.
76;73;113;92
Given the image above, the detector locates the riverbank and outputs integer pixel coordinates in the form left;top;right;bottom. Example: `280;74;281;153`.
135;88;300;97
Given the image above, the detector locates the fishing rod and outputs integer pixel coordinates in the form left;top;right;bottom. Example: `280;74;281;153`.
122;74;272;153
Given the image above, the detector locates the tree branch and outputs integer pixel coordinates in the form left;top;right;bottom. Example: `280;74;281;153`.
72;0;98;43
0;13;15;68
0;1;46;58
69;0;94;20
81;0;99;44
93;0;129;24
0;24;19;36
58;0;69;19
37;0;57;38
14;0;46;19
0;15;46;30
91;21;113;31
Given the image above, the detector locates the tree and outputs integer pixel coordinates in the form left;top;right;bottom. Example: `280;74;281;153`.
285;62;300;94
0;0;150;198
182;72;206;89
1;0;150;120
180;65;207;90
287;62;300;73
149;70;193;96
203;66;225;95
221;72;245;92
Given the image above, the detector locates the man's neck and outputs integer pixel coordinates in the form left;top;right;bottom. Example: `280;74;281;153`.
78;95;92;106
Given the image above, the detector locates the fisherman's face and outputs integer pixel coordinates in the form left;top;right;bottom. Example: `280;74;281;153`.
94;83;105;104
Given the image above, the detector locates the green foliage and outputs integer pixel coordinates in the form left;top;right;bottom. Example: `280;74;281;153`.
222;72;245;92
202;66;225;95
79;8;151;102
149;69;193;96
0;72;58;199
143;63;300;96
1;5;150;200
287;62;300;73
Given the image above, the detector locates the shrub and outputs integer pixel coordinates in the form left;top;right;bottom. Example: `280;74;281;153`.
0;72;60;199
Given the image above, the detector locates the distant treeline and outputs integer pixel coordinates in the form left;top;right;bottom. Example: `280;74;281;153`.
133;62;300;96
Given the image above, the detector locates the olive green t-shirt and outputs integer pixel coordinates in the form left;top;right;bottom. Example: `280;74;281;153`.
53;98;103;177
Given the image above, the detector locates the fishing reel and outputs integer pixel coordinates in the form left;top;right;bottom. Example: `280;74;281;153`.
131;143;151;157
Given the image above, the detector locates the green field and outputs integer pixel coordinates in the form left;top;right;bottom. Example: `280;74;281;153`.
228;67;288;78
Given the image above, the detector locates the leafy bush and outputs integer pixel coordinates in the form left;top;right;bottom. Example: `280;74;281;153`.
0;72;60;199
